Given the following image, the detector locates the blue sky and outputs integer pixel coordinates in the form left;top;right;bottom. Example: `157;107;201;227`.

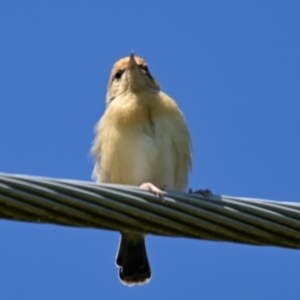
1;1;300;299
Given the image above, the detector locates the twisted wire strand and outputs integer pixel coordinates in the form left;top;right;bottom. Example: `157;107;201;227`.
0;173;300;249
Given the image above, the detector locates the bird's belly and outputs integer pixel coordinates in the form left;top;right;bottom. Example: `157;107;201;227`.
104;123;175;188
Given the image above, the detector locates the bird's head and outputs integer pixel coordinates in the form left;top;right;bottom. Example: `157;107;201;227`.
106;53;160;104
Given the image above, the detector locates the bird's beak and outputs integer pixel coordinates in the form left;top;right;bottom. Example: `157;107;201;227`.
125;52;152;92
128;52;138;70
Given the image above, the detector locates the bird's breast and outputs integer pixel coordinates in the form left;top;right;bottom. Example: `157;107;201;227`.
99;99;176;188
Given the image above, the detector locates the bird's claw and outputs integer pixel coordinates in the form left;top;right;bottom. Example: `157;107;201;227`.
189;188;212;197
140;182;164;197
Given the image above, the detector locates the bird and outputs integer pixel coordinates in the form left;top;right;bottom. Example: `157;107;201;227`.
91;52;192;286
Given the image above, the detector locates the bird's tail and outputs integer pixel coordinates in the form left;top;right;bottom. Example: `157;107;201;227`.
116;232;151;286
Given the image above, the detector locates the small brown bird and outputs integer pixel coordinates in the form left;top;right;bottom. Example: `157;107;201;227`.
91;53;192;286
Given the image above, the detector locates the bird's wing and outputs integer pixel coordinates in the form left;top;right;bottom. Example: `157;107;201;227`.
158;92;192;191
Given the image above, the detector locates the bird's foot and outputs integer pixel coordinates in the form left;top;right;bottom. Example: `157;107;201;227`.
189;188;212;197
140;182;164;197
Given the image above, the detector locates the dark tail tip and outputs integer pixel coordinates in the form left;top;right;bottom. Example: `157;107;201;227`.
116;232;151;286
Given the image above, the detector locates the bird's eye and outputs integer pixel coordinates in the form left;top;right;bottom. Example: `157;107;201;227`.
140;65;149;74
114;71;124;80
140;65;153;79
143;65;149;73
